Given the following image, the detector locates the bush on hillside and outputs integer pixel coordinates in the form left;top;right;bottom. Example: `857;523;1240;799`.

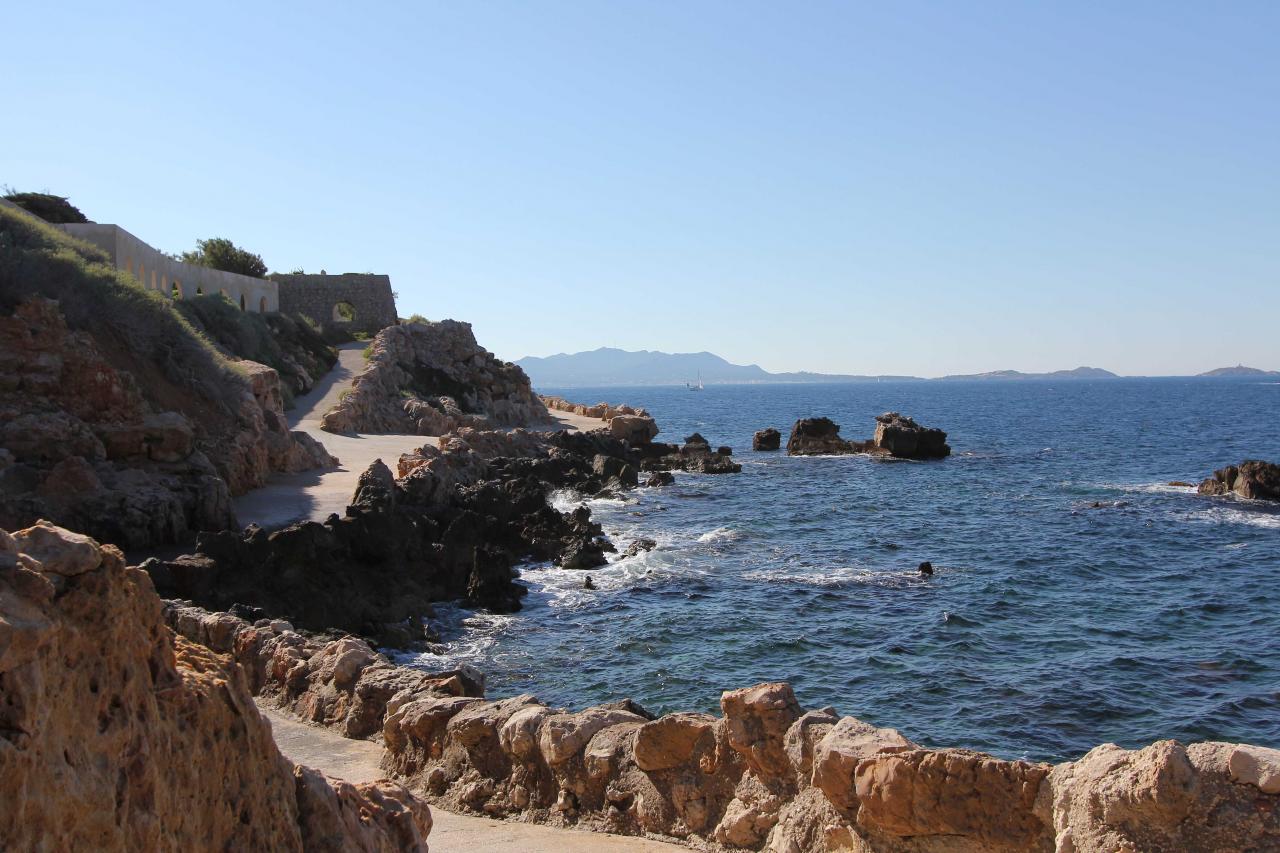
3;191;90;224
180;237;268;278
176;295;337;405
0;204;243;413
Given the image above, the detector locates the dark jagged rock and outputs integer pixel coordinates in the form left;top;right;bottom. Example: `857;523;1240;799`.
753;428;781;451
786;417;857;455
872;411;950;459
1198;460;1280;501
787;413;950;460
644;471;674;487
622;537;657;558
633;432;742;474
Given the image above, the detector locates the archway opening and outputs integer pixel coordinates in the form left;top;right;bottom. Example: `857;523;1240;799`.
332;301;356;324
171;282;182;300
259;296;267;313
239;294;246;311
195;286;204;296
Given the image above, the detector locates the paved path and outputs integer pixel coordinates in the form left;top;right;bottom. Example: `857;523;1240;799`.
260;705;685;852
233;344;608;530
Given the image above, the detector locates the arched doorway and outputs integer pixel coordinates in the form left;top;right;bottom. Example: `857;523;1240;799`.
171;282;182;300
195;286;204;296
259;296;267;313
239;294;246;311
332;301;356;324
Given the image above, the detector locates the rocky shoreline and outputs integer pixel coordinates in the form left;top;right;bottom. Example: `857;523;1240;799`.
159;586;1280;853
4;213;1279;851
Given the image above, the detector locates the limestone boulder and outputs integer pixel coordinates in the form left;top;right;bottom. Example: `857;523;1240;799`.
0;521;430;851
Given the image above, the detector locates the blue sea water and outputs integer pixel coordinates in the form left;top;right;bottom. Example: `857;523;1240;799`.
408;378;1280;763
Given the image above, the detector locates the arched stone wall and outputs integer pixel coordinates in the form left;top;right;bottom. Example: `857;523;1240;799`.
273;274;398;337
56;223;279;312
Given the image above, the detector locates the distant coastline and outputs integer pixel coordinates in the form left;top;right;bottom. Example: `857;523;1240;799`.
516;347;1276;387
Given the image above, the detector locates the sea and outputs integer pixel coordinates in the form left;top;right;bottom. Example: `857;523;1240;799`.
405;378;1280;763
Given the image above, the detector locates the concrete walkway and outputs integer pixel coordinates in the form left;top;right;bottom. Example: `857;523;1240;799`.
260;705;685;852
233;343;607;530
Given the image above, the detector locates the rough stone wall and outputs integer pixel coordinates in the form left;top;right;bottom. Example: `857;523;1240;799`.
0;521;431;852
58;223;279;311
164;596;1280;853
274;274;399;337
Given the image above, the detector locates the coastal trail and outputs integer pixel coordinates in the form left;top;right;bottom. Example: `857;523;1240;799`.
233;341;602;529
260;705;685;853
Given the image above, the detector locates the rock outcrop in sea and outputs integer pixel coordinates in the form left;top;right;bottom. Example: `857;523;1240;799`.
786;412;950;459
0;521;430;851
753;428;781;451
147;414;738;643
322;319;550;435
1198;459;1280;501
162;597;1280;853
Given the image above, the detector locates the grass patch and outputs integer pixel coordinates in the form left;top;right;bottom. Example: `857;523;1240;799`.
0;204;244;413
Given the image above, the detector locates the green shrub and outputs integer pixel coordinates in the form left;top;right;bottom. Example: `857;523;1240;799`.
0;205;243;413
3;191;89;224
180;237;268;278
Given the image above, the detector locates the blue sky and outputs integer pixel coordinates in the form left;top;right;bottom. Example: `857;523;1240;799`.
8;2;1278;376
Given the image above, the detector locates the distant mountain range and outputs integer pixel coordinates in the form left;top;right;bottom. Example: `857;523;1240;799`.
1197;365;1280;377
515;348;919;387
515;348;1275;387
939;367;1118;381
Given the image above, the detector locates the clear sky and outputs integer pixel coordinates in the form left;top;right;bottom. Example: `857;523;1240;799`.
7;2;1278;376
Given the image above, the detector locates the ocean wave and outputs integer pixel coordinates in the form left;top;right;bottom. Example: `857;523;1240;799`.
1185;507;1280;530
697;526;741;543
743;565;928;589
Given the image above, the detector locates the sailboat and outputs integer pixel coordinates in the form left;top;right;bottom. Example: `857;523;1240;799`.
686;371;704;391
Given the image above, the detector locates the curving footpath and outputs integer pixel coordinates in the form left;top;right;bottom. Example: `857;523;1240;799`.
233;342;603;530
260;705;684;852
238;342;655;850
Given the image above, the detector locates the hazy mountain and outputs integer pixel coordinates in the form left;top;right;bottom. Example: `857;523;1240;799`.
1197;365;1280;377
939;366;1119;381
515;348;917;387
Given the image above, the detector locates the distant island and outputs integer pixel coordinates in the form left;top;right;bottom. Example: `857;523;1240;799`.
515;348;918;386
515;348;1124;387
939;366;1118;381
1197;365;1280;377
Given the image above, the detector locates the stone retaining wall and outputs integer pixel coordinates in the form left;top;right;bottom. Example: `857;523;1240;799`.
274;273;399;337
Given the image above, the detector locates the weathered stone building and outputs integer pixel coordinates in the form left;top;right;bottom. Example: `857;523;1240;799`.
0;199;401;334
57;222;279;312
273;273;399;337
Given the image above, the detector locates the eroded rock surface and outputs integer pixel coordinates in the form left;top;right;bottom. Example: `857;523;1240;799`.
787;412;950;460
322;319;550;435
0;521;430;851
1198;459;1280;501
752;428;781;451
0;298;336;550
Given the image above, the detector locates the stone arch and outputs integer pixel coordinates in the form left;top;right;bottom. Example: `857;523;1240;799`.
332;301;356;324
170;281;182;299
151;270;157;290
259;296;267;313
138;262;145;287
239;294;246;311
195;286;204;296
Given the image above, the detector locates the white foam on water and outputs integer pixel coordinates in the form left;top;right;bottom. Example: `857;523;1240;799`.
744;564;925;589
697;526;741;543
1186;506;1280;530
